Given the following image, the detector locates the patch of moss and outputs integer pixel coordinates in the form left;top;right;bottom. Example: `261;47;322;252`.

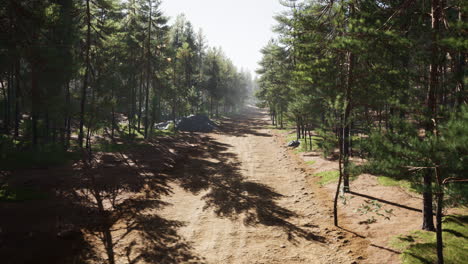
306;160;316;166
390;215;468;264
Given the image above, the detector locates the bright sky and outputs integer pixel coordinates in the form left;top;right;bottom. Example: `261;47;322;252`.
161;0;287;75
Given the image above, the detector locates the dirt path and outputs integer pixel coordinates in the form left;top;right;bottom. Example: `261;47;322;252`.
154;107;357;264
0;106;366;264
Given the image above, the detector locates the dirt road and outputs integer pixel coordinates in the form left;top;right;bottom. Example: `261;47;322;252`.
153;107;356;264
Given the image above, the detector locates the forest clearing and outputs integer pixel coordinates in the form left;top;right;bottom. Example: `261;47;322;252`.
1;0;467;264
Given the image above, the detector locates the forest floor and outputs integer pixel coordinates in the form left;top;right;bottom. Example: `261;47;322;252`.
2;106;465;264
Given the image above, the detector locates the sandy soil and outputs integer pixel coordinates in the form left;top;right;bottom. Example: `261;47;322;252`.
147;107;364;264
1;106;369;264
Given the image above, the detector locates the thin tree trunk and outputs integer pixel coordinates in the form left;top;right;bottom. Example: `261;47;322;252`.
435;167;444;264
455;6;465;106
79;0;91;148
144;1;152;139
14;59;20;138
0;79;8;133
422;0;442;233
422;171;436;231
342;50;354;193
138;71;143;132
296;117;300;140
334;127;344;226
210;96;213;118
308;125;312;151
31;58;39;147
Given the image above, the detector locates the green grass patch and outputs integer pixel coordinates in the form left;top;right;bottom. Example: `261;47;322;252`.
0;186;48;202
117;123;145;139
286;133;321;153
152;128;176;137
391;215;468;264
377;176;418;193
306;160;316;166
314;170;340;185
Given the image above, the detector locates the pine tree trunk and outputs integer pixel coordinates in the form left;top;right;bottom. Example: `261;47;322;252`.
296;117;300;140
421;0;442;233
144;1;152;139
14;60;20;138
79;0;91;148
434;165;444;264
31;58;39;147
343;49;354;193
0;79;8;133
334;127;344;226
455;6;465;106
308;126;312;151
435;183;444;264
138;71;143;132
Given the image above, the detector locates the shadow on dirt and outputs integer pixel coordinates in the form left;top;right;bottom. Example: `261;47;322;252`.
171;134;325;244
348;191;422;213
0;135;205;264
0;108;322;264
214;107;273;138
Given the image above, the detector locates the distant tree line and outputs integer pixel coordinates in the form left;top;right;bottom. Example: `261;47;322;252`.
0;0;253;151
256;1;466;263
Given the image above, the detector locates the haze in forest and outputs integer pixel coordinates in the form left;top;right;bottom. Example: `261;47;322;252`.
162;0;286;74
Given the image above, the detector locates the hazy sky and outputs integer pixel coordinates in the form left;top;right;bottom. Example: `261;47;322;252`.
161;0;287;75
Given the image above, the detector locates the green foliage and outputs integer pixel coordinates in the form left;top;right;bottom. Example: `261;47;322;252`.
0;0;252;154
365;106;468;206
315;129;337;158
391;215;468;264
355;199;395;222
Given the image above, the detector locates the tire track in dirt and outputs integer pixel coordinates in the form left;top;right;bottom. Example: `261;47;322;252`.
157;106;359;264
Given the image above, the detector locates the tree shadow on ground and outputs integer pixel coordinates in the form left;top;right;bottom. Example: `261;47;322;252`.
215;108;273;138
348;191;422;213
170;134;325;244
60;136;206;264
0;134;204;264
0;110;322;263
